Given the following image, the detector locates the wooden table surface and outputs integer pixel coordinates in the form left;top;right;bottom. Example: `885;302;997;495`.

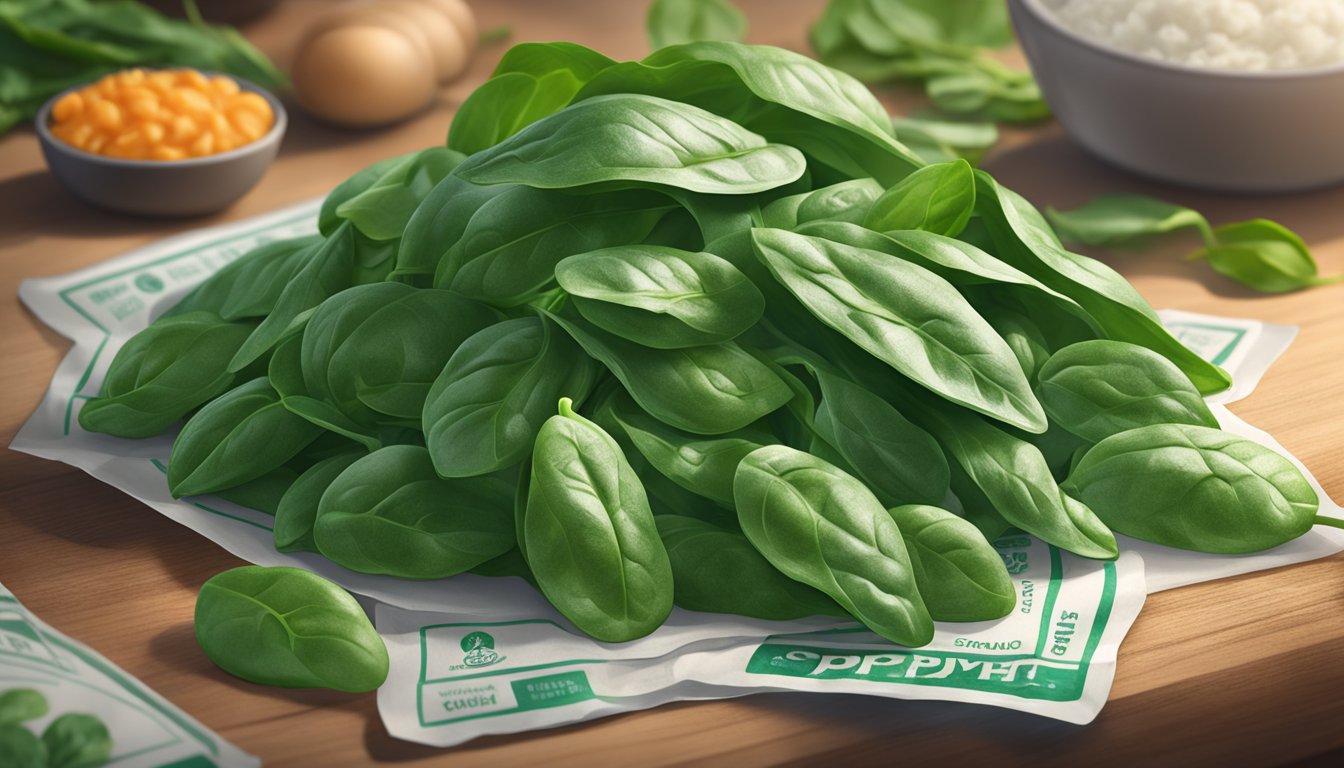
3;1;1343;765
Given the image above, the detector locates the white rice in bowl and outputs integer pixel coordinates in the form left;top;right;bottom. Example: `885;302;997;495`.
1040;0;1344;71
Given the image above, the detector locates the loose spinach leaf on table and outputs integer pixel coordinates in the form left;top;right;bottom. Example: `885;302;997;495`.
194;566;387;692
1047;195;1343;293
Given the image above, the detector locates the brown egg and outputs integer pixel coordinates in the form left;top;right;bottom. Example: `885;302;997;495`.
291;24;437;128
300;2;436;67
416;0;478;58
376;0;472;83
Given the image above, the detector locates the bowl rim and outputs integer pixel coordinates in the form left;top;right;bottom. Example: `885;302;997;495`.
1014;0;1344;80
35;69;288;168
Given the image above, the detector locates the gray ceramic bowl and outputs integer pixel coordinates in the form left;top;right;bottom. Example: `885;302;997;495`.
36;73;286;217
1008;0;1344;192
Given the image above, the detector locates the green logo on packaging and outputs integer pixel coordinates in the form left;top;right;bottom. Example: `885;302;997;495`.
461;631;503;668
134;273;165;293
1001;551;1029;575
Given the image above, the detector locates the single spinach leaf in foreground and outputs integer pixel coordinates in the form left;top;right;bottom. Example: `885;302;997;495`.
273;452;364;553
167;378;323;498
314;446;516;579
887;504;1015;622
750;227;1046;433
424;316;598;478
0;689;46;727
454;93;806;194
1063;424;1321;554
41;714;112;768
863;158;975;236
194;566;388;692
734;444;934;647
556;245;764;348
78;312;253;439
648;0;748;49
1045;194;1211;248
656;514;844;619
1037;339;1218;443
525;398;673;642
545;310;791;435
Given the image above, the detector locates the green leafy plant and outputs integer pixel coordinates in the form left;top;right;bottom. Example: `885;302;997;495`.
194;566;388;692
810;0;1046;123
0;0;286;134
1046;194;1344;293
79;39;1335;657
647;0;748;49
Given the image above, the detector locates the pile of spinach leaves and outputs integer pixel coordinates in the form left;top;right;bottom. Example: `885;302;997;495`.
80;41;1335;649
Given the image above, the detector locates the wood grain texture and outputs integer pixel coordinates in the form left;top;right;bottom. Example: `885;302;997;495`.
1;1;1341;765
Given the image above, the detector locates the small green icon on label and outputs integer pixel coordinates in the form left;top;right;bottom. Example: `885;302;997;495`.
1001;552;1029;575
134;273;165;293
461;631;502;668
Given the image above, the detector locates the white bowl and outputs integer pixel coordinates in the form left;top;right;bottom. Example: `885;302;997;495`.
1008;0;1344;192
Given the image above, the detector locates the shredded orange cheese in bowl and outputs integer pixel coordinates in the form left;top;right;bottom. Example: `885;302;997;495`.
48;68;277;161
